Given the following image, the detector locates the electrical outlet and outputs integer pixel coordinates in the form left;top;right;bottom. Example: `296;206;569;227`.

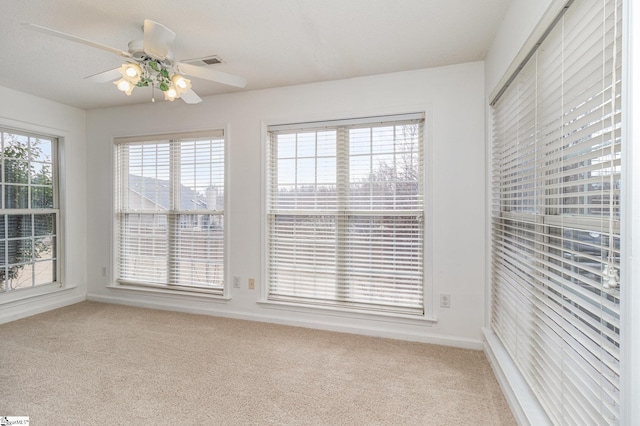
233;276;240;288
101;266;107;277
248;278;255;290
440;293;451;308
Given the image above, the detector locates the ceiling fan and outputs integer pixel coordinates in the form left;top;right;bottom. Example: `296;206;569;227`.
23;20;247;104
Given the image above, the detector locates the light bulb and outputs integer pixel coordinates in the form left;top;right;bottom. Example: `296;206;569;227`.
164;87;177;101
118;63;142;85
114;78;135;96
117;80;131;91
171;74;191;94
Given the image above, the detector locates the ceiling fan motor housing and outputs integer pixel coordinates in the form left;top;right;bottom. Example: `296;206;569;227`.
128;39;174;64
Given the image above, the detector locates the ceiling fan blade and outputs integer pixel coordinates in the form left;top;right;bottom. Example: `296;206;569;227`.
85;68;121;83
175;63;247;88
143;19;175;60
23;23;132;59
180;89;203;104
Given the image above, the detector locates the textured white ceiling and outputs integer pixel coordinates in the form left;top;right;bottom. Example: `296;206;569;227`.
0;0;510;110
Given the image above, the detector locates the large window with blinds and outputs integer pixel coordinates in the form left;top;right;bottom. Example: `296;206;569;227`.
1;128;59;292
114;131;225;295
266;114;425;315
491;0;622;423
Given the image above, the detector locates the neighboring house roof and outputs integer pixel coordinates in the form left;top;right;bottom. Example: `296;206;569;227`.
128;174;207;210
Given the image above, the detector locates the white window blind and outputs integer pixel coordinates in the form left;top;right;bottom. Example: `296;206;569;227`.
0;129;59;292
266;114;425;315
114;131;225;294
491;0;622;424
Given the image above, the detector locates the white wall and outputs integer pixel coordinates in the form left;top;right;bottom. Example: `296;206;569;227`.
0;86;87;322
484;0;553;95
85;62;487;348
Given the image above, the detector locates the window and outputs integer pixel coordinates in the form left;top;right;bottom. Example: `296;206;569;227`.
114;131;225;295
491;0;622;423
0;129;59;292
266;114;425;315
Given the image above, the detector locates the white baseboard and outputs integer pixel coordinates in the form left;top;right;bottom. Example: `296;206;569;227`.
0;288;85;325
483;327;551;426
87;291;484;350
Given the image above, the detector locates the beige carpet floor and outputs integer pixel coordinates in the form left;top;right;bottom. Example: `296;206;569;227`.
0;302;515;425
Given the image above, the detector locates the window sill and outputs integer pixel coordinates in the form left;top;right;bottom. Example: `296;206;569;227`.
0;283;77;305
107;283;231;302
257;298;437;325
483;328;550;425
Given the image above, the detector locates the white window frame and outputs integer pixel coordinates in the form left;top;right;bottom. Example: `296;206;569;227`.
621;0;640;422
0;127;61;295
113;130;228;297
261;113;431;319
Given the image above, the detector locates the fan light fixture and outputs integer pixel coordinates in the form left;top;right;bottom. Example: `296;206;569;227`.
24;19;248;105
114;59;191;102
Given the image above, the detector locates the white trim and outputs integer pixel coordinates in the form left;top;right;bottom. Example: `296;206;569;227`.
0;126;64;293
0;282;72;305
484;94;492;330
422;108;435;319
262;111;430;317
261;105;435;320
106;139;115;287
54;134;64;289
223;122;231;299
256;298;437;324
0;286;83;324
260;120;268;302
267;112;425;132
261;106;432;132
113;129;224;144
620;0;640;423
88;291;481;349
111;127;229;295
0;117;71;139
483;328;551;426
104;284;231;302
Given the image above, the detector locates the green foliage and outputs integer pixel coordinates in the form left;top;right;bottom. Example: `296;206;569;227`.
135;60;172;92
